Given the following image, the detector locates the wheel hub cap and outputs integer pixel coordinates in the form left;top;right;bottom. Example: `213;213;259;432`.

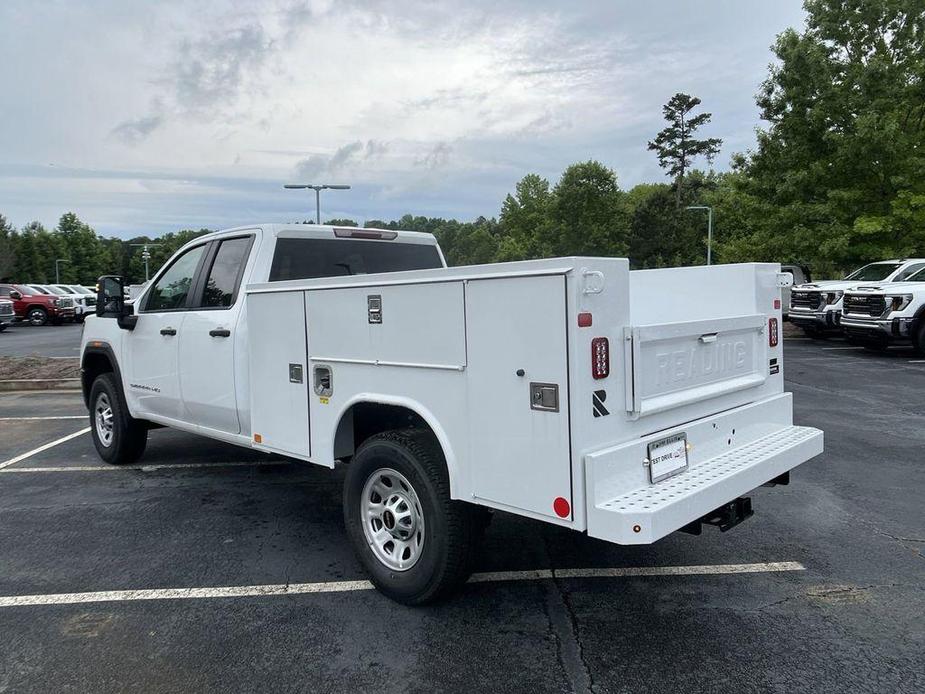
361;468;425;572
95;393;114;447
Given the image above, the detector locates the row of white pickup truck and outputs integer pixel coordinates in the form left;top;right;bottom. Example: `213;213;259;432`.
789;258;925;353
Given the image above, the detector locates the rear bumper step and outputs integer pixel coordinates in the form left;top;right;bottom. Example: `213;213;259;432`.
586;425;823;544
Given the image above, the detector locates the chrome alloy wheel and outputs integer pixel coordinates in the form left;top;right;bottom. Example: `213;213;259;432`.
94;392;114;447
361;468;425;572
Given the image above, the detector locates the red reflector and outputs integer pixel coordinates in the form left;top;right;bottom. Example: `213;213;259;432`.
591;337;610;379
774;299;781;310
553;497;571;518
577;312;593;328
768;317;779;347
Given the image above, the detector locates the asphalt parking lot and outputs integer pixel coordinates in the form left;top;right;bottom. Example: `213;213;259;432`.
1;337;923;693
0;322;83;358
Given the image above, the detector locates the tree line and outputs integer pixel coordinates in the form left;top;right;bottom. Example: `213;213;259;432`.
1;0;922;283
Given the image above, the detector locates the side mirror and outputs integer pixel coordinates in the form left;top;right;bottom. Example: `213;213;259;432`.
9;290;21;300
96;276;137;330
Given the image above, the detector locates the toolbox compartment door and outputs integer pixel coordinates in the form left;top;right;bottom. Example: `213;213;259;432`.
465;275;572;520
625;314;768;417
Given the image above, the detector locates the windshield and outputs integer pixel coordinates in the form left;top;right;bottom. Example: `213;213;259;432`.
70;285;93;294
843;263;901;282
43;285;69;295
28;285;51;294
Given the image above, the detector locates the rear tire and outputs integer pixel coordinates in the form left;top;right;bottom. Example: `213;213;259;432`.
27;307;48;326
343;429;481;605
89;373;148;464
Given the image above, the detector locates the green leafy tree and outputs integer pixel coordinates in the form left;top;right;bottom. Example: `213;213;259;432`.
648;93;723;208
0;214;15;281
726;0;925;272
549;161;628;257
498;173;555;260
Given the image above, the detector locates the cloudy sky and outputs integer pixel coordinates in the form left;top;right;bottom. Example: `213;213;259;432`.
0;0;806;238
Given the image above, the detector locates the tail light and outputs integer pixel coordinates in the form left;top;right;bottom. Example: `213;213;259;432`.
591;337;610;379
768;317;779;347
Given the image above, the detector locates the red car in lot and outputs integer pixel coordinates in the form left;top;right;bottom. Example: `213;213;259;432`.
0;284;76;326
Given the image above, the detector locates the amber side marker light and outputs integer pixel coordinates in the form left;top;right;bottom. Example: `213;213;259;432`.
253;434;262;444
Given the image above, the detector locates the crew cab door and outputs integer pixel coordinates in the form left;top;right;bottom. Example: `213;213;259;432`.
127;243;210;421
177;234;255;434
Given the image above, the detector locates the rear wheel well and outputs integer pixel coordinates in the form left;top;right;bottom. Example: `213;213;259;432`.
81;351;115;407
335;402;432;462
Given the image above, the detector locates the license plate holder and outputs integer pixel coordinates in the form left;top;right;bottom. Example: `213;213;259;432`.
647;432;688;484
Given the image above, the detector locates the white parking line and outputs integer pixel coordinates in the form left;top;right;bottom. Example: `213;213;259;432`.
821;347;864;351
0;415;86;421
1;461;289;473
0;428;91;470
0;561;804;608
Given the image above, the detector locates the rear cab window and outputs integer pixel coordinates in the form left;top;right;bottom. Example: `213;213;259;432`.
269;238;443;282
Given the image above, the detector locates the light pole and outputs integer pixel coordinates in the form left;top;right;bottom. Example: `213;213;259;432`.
55;258;68;283
685;205;714;265
284;184;351;224
130;243;163;282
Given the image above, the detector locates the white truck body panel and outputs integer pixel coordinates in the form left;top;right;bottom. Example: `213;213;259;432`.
81;223;822;548
244;252;822;539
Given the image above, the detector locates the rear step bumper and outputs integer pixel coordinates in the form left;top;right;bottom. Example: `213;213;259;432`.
585;425;823;544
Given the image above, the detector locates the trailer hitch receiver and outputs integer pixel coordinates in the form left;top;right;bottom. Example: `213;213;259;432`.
679;497;754;536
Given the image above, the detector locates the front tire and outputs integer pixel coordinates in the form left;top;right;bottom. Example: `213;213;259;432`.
27;307;48;326
343;429;480;605
89;373;148;464
914;322;925;357
802;326;826;339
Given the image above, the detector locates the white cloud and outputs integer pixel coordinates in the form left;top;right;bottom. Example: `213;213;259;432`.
0;0;807;236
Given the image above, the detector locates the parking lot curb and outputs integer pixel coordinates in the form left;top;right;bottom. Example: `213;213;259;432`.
0;378;81;392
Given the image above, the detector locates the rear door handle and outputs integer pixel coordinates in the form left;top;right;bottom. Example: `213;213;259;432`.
209;328;231;338
160;327;177;336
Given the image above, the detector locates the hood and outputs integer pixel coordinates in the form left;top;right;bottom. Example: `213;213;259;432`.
794;280;865;291
846;281;925;295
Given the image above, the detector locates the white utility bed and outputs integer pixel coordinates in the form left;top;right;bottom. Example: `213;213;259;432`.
245;257;822;544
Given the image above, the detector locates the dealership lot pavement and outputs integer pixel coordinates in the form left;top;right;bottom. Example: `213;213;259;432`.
0;323;83;358
0;339;923;693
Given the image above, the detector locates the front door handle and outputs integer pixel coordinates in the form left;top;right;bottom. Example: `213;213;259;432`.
160;327;177;336
209;328;231;338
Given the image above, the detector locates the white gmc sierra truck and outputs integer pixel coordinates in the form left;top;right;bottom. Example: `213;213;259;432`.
789;258;925;337
82;223;823;604
841;266;925;352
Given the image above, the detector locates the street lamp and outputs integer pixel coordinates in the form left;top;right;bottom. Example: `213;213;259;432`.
55;258;68;284
284;184;351;224
685;206;714;265
130;243;163;282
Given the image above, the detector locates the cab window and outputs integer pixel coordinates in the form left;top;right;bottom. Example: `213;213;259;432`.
269;238;442;281
894;263;925;281
144;245;207;312
199;237;252;308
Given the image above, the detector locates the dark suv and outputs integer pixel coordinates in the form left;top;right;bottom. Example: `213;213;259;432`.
0;284;76;326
